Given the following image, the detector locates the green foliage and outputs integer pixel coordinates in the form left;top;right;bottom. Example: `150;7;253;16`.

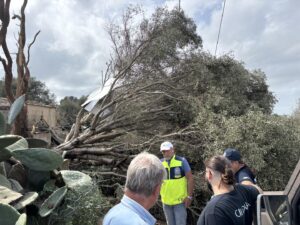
141;8;202;65
0;174;11;188
39;186;67;217
26;138;49;148
27;170;50;191
58;96;86;130
60;170;92;190
0;135;23;162
0;135;102;224
0;120;101;225
46;171;103;225
15;213;27;225
110;8;276;144
5;137;28;152
194;109;300;191
178;55;276;116
12;148;63;171
0;203;20;225
13;192;38;210
292;99;300;126
7;95;25;125
0;77;56;105
27;77;56;105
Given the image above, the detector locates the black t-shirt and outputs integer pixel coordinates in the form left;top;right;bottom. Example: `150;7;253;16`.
236;165;256;184
197;184;259;225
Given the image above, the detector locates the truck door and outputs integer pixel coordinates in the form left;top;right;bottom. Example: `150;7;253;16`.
256;158;300;225
284;158;300;225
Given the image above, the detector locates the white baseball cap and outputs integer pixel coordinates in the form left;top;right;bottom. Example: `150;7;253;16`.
160;141;173;151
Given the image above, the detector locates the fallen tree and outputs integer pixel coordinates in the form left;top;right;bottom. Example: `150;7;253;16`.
56;7;204;170
55;7;295;224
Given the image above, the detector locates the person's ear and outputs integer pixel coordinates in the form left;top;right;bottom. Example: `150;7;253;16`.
207;169;213;180
151;184;161;199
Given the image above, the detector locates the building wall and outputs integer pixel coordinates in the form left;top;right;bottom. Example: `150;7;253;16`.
0;98;57;129
0;97;10;120
27;104;57;128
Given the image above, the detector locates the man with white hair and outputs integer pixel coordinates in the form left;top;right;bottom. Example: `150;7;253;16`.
160;141;194;225
103;152;166;225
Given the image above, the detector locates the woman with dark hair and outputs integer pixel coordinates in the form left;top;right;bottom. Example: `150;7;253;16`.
197;156;262;225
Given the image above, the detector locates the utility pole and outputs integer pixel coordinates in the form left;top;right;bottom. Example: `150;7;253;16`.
179;0;181;11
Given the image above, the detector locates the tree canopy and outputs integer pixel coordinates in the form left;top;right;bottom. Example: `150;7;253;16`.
55;6;299;223
58;96;86;130
57;6;285;174
0;77;56;105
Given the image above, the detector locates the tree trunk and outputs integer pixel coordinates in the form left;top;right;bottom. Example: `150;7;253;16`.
0;0;39;137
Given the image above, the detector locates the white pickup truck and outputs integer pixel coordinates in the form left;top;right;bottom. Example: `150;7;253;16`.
256;158;300;225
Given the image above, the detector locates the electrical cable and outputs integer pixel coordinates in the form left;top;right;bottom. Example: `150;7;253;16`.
215;0;227;56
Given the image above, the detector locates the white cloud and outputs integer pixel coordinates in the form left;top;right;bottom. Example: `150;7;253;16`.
197;0;300;114
2;0;299;114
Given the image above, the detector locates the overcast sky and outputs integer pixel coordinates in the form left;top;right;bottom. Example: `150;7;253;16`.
2;0;299;115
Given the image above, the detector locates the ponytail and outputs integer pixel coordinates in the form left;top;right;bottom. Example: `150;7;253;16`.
205;155;235;185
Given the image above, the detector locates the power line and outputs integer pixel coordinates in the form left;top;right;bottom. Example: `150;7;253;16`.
215;0;227;56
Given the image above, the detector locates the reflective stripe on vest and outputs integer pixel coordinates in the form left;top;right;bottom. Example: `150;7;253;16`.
160;155;187;205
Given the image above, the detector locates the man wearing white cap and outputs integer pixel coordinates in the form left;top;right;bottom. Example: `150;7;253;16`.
160;141;194;225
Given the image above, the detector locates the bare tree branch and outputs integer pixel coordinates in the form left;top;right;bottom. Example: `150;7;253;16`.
26;30;40;65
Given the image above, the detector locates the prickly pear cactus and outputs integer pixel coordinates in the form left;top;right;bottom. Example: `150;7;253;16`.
0;203;21;225
13;192;38;210
15;213;27;225
0;185;22;204
39;186;68;217
12;148;63;171
7;94;25;125
46;170;103;225
0;96;102;225
0;135;23;162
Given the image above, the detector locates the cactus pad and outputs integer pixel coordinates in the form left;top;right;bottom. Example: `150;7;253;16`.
60;170;92;190
0;135;23;162
15;213;27;225
0;185;22;204
12;148;63;171
0;203;20;225
13;192;38;210
39;186;68;217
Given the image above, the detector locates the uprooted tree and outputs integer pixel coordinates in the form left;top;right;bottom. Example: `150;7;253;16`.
56;6;300;222
57;7;275;169
0;0;40;136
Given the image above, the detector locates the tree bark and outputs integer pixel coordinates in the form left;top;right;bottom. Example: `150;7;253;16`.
0;0;39;136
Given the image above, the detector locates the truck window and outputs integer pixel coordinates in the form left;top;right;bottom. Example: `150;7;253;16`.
291;188;300;225
257;194;291;225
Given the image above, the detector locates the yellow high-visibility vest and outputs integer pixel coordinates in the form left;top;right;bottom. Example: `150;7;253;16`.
160;155;187;205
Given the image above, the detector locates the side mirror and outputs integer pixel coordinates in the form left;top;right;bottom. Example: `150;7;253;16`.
257;192;292;225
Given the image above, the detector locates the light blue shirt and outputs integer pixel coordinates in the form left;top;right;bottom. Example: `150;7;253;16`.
103;195;156;225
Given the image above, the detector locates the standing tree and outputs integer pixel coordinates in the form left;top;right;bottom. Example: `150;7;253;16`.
0;77;56;105
58;96;86;130
0;0;40;135
292;99;300;119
